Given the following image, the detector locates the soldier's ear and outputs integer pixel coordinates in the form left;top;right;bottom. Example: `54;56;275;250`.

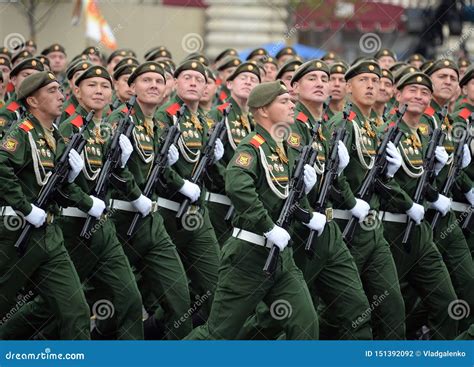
73;86;80;99
226;80;233;91
345;81;352;94
395;90;402;103
129;82;136;95
462;85;468;95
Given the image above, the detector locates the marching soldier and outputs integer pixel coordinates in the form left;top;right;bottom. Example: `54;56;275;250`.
0;72;90;339
374;48;397;70
276;58;302;101
328;61;349;119
41;44;68;83
261;56;278;82
371;69;394;125
106;48;136;75
112;58;139;107
199;67;219;114
186;81;319;340
215;55;242;104
0;56;11;105
275;46;297;66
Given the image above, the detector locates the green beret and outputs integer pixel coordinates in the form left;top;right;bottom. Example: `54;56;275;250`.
214;48;238;63
329;61;349;75
380;68;394;84
275;47;297;60
424;59;459;77
345;60;381;81
420;60;434;73
128;62;165;86
183;52;209;67
393;65;418;85
263;56;278;67
41;43;66;56
389;61;408;73
144;46;172;61
70;54;89;66
113;64;135;80
248;81;289;108
397;71;433;93
173;60;207;82
350;56;369;66
227;62;261;82
37;56;50;69
75;65;112;86
13;40;36;52
17;71;58;100
0;56;11;69
10;57;45;77
458;57;471;68
322;52;338;62
0;46;12;59
66;60;93;81
11;50;33;65
216;56;241;71
156;61;173;76
374;48;397;60
82;46;102;58
107;48;136;64
113;57;139;72
276;58;303;80
246;48;268;60
290;59;330;86
205;67;217;82
163;59;176;73
407;53;425;63
459;64;474;87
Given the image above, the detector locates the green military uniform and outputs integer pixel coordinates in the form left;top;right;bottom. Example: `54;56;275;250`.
107;89;192;339
186;81;318;340
329;61;406;339
0;72;90;340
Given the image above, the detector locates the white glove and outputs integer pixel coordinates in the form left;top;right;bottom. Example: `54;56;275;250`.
406;203;425;224
304;212;327;236
119;134;133;168
465;188;474;206
434;146;449;175
303;164;317;194
179;180;201;202
87;195;106;219
429;194;451;217
214;138;224;162
131;194;152;217
461;144;471;169
167;144;179;166
350;198;370;223
337;140;350;174
264;225;291;251
67;149;84;183
25;204;46;228
385;141;402;178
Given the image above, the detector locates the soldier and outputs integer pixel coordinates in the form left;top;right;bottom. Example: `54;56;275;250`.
321;52;339;65
422;60;474;333
374;48;397;70
328;61;348;119
246;47;269;62
212;48;238;70
261;56;278;82
107;62;193;339
0;71;90;339
199;67;219;114
275;46;297;66
41;44;67;82
82;47;102;65
381;72;460;339
276;58;302;102
407;54;425;69
207;62;260;244
215;55;241;104
144;46;172;62
10;50;33;68
155;60;224;320
329;60;407;339
112;60;137;107
186;81;319;340
0;58;45;139
106;48;136;75
371;69;394;125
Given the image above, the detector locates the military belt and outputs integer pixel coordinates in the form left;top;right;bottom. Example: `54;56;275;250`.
451;201;470;212
156;197;180;212
332;209;353;220
0;206;55;224
379;211;407;223
205;192;232;206
110;199;137;212
61;207;87;218
232;227;272;248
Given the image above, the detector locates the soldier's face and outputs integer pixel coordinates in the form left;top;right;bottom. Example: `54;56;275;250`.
462;79;474;102
378;56;395;70
329;73;346;101
176;70;206;102
132;72;166;106
47;52;67;73
88;53;102;65
0;66;10;85
347;73;380;108
431;68;458;103
228;72;259;100
410;60;423;69
114;74;134;102
266;93;295;124
201;78;218;103
76;77;112;111
279;71;296;100
376;78;394;103
294;71;329;104
262;63;277;82
164;72;175;99
219;67;237;84
12;69;39;90
396;84;431;115
278;55;293;66
107;56;123;75
31;81;64;118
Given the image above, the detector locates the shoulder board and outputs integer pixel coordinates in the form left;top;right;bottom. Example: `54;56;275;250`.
296;111;308;123
6;82;14;93
19;120;34;132
424;106;435;117
323;113;328;121
215;78;222;86
348;111;356;121
64;103;76;116
6;101;20;112
166;102;181;116
71;115;83;128
250;134;265;149
389;108;397;115
219;90;228;102
458;107;471;120
461;97;468;104
217;102;230;112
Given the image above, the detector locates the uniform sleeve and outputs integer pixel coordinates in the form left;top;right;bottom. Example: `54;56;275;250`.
225;145;274;233
0;129;33;215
